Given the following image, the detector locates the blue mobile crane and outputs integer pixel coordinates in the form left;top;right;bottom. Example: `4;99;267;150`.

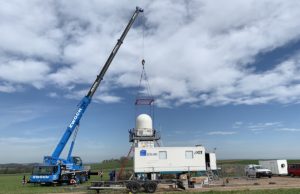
29;7;143;185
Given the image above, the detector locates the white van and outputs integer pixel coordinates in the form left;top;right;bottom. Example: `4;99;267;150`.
245;164;272;178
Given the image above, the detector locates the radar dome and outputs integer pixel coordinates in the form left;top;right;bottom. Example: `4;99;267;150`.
136;114;153;129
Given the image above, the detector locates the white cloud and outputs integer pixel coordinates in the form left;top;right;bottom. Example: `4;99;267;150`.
231;121;300;133
232;121;282;131
207;131;237;135
94;94;122;103
64;89;122;103
48;92;58;98
233;121;243;128
248;122;282;130
0;60;50;88
0;83;16;93
1;1;300;106
276;128;300;132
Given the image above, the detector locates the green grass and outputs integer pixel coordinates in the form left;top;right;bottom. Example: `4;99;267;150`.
217;160;259;165
0;174;91;194
90;159;133;171
2;159;300;194
1;173;300;194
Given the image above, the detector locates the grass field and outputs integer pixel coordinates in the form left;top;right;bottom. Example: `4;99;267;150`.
0;174;87;194
1;173;300;194
2;159;300;194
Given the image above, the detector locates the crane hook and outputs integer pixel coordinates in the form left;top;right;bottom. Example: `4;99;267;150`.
142;59;145;69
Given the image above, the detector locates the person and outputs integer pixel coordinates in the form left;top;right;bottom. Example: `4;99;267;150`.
109;170;113;181
22;175;26;185
109;170;116;181
98;169;103;181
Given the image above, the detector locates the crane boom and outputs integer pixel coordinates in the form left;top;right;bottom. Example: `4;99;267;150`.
49;7;143;163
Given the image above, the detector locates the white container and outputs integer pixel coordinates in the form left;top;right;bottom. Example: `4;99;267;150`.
209;153;217;170
134;146;206;173
259;160;288;175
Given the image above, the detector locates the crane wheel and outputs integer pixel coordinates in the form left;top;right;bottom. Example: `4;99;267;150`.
70;179;76;185
61;174;69;184
80;174;87;183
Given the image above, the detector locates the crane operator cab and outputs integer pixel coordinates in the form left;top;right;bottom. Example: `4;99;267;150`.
68;156;83;170
71;156;82;166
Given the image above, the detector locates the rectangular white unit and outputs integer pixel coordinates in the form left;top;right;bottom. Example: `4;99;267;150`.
259;160;288;175
137;128;153;136
134;146;207;173
209;153;217;170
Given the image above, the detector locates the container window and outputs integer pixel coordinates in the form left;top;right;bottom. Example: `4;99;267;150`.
159;151;167;160
185;151;193;159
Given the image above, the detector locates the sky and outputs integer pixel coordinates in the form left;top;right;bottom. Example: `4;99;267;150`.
1;0;300;163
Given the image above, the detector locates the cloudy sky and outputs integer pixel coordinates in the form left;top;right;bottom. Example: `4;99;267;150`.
1;0;300;163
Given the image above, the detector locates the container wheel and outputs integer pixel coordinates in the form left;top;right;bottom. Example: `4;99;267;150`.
128;181;141;193
125;182;131;189
144;181;157;193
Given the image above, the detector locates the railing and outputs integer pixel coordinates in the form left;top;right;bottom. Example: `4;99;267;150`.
129;128;161;142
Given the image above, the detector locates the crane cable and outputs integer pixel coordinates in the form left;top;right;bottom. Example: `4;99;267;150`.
137;11;153;99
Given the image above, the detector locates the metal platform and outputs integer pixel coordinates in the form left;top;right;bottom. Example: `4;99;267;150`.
129;128;161;142
135;97;155;105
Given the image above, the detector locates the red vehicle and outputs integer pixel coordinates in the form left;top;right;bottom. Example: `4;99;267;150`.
288;164;300;177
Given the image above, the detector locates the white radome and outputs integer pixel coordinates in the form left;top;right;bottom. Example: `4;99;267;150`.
136;114;153;129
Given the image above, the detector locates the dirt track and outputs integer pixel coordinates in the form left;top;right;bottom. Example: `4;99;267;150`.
156;176;300;193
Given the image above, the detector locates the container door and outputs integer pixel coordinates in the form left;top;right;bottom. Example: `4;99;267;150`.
209;153;217;170
205;153;210;169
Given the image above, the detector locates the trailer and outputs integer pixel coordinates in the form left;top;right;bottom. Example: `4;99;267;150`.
89;146;215;193
89;179;190;193
259;160;288;175
89;174;210;193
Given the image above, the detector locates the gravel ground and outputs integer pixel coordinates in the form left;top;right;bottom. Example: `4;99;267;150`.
52;177;300;193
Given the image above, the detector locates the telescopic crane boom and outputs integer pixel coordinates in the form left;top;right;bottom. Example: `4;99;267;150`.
47;7;143;165
30;7;143;185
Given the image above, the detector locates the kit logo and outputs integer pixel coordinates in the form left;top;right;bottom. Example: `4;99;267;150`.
140;150;147;156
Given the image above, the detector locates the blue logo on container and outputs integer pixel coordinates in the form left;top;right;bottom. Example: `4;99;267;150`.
140;150;146;156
